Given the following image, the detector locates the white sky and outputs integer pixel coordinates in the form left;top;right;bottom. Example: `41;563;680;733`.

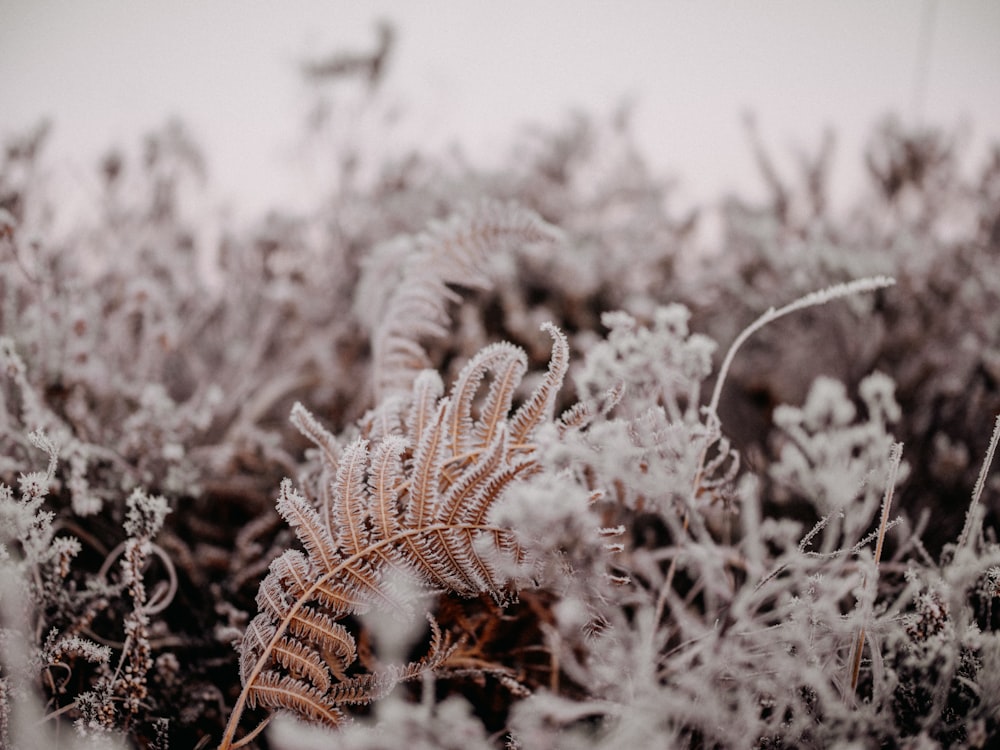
1;1;998;223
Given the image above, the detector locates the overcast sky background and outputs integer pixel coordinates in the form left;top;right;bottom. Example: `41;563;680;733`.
2;1;998;225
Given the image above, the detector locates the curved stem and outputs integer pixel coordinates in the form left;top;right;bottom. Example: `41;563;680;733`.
694;276;895;496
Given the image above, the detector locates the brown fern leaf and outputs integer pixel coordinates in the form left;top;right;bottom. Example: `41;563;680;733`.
246;671;345;726
290;401;341;467
511;321;570;445
369;200;562;400
286;608;356;678
219;324;570;749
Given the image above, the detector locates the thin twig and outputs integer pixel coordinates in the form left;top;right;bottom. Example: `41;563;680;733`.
693;276;896;499
705;276;896;431
957;414;1000;551
849;441;903;697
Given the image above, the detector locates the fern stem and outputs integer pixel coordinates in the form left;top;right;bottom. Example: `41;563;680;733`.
229;715;272;749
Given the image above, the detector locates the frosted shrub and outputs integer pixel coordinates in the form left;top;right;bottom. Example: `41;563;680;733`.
1;95;998;748
575;305;716;420
770;373;905;535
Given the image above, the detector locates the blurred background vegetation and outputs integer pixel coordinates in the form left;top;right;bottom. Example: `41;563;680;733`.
1;13;998;748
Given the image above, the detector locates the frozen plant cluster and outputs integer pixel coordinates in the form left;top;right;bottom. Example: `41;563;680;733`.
1;42;999;748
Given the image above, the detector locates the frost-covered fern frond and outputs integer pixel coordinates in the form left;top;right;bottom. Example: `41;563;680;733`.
360;201;562;400
219;324;569;748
